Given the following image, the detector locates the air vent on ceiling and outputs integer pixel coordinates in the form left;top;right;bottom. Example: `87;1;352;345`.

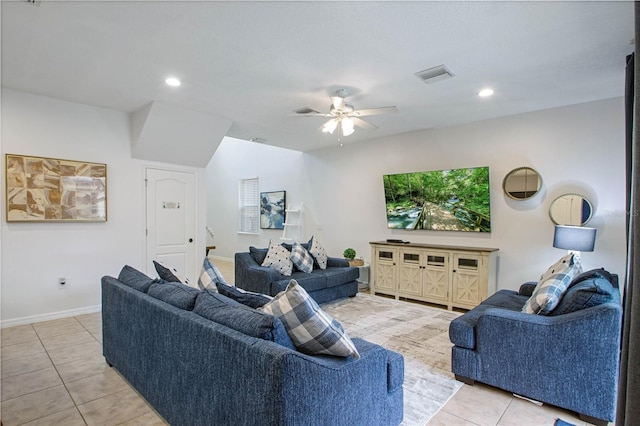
415;65;454;84
293;107;319;114
249;137;267;144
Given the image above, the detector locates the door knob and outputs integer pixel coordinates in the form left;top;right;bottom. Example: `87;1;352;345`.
189;238;193;243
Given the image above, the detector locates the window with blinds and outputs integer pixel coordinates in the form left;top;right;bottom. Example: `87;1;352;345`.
238;177;259;234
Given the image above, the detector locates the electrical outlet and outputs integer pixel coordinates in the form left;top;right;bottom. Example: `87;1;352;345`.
58;277;67;288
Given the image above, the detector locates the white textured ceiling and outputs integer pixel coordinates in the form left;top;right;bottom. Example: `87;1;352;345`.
1;1;634;152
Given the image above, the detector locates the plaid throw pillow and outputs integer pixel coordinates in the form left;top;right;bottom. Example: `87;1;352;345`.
197;257;226;291
522;253;582;314
261;240;293;276
308;236;328;270
153;260;192;287
259;280;360;358
290;242;314;273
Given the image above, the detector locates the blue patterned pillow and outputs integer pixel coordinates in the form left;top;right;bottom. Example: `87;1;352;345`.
290;242;314;273
153;260;192;287
259;280;360;358
261;240;293;276
522;253;582;315
197;257;226;290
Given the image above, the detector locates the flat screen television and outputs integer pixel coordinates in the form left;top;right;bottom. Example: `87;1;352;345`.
383;166;491;232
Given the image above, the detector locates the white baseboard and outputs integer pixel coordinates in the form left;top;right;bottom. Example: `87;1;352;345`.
1;304;102;328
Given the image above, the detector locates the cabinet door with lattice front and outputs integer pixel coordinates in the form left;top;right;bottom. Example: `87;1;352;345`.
373;248;397;295
451;254;482;308
422;251;449;303
398;249;423;297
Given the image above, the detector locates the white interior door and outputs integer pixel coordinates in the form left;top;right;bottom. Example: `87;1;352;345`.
145;168;196;284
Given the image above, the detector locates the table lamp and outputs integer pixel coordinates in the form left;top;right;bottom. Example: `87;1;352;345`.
553;225;596;266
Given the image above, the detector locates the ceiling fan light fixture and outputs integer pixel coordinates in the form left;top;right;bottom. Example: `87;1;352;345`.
323;118;339;134
165;77;181;87
341;117;355;136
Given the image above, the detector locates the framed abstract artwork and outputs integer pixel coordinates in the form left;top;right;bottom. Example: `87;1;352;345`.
260;190;286;229
6;154;107;222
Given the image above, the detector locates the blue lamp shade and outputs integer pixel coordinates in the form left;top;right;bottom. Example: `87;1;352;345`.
553;225;597;252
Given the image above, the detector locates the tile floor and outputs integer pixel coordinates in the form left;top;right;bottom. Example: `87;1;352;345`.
0;259;608;425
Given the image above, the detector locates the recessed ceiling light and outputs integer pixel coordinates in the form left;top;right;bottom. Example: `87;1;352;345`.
165;77;181;87
478;88;494;97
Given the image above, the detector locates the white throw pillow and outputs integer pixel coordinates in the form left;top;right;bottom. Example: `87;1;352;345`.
261;240;293;276
308;236;328;270
522;253;582;314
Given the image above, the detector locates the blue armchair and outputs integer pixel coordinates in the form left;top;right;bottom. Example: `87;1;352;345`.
449;269;622;426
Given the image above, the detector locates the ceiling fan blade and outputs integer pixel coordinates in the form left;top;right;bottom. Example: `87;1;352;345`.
352;117;378;131
287;111;332;117
352;106;398;117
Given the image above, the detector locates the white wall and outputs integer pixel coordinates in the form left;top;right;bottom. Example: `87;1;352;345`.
1;89;207;325
208;98;627;290
205;137;311;255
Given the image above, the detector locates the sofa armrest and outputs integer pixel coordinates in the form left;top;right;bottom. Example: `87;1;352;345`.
518;281;537;296
234;252;282;294
327;257;349;268
277;337;404;425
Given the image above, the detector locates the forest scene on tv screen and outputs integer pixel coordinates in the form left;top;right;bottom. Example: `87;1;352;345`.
383;166;491;232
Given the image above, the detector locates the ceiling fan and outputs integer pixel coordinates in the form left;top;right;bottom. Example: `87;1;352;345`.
290;89;398;138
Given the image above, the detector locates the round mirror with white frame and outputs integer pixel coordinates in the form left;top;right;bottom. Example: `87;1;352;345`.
503;167;542;200
549;193;593;226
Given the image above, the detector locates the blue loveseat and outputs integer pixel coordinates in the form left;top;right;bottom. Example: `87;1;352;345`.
102;267;404;426
235;246;359;304
449;269;622;426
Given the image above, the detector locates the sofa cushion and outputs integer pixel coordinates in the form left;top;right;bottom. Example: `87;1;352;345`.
308;236;328;270
569;268;613;288
249;246;268;265
153;260;192;287
117;265;157;293
551;277;617;316
322;267;359;288
216;281;272;309
259;280;360;358
522;253;582;315
261;240;293;276
147;280;201;311
193;290;296;350
275;271;328;294
197;257;227;291
449;290;525;349
290;242;314;273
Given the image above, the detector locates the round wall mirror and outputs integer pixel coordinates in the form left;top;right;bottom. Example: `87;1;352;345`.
503;167;542;200
549;193;593;226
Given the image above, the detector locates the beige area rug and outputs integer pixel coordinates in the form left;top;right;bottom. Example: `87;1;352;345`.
210;258;462;425
322;293;463;426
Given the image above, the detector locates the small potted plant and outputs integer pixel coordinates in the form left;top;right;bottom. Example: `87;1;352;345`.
343;248;363;266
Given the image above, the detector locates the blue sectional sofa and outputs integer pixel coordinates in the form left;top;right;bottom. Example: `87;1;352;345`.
449;269;622;426
235;246;359;304
102;267;404;426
